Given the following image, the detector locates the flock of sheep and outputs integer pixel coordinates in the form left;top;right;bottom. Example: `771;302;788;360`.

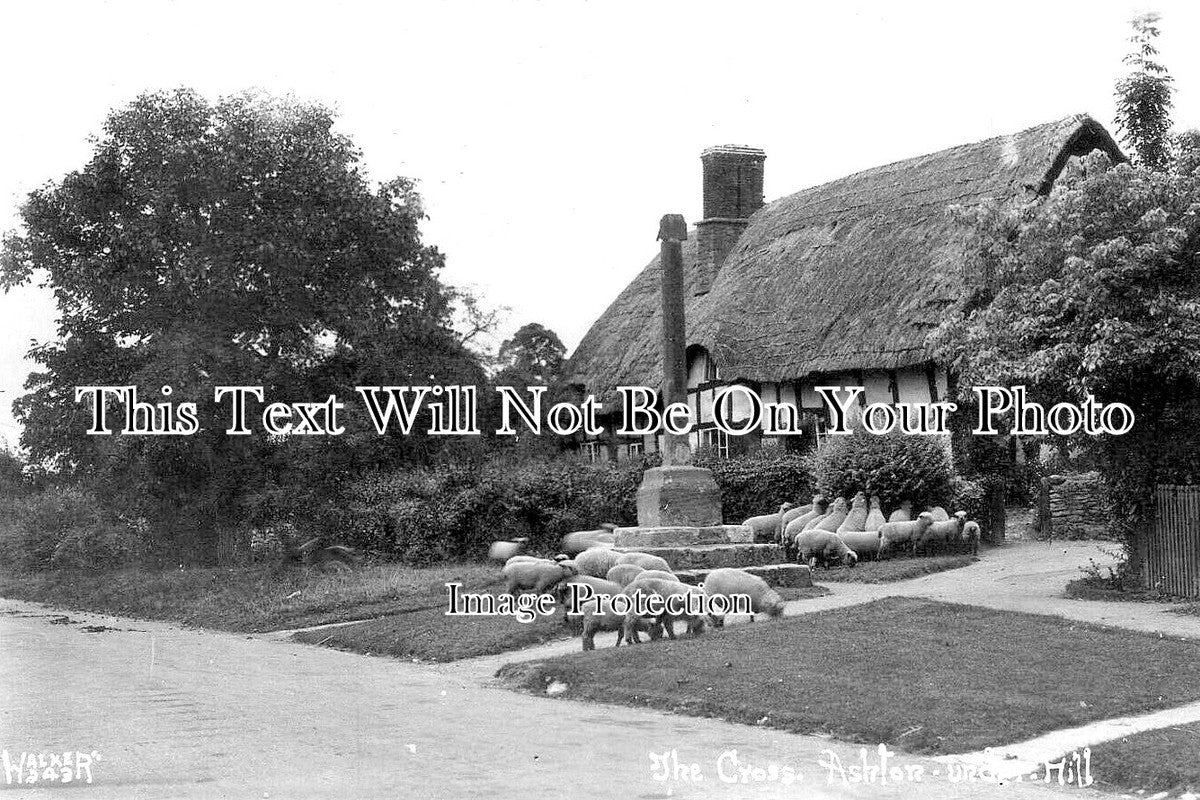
743;492;981;569
494;540;785;651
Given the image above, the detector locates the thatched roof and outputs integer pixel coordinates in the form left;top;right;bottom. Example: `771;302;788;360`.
568;114;1123;403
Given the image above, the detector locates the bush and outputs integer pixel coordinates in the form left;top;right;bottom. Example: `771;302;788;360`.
1;487;145;571
807;430;954;511
693;448;812;521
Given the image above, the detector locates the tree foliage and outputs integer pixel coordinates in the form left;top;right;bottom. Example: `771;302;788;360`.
0;88;482;561
1114;12;1175;172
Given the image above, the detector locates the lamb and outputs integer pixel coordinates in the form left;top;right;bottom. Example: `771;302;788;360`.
580;591;664;651
877;512;934;557
702;567;785;627
616;552;673;573
812;497;850;532
501;558;577;596
837;530;884;560
742;502;794;544
836;492;869;534
793;529;858;569
621;577;707;641
887;501;913;523
574;546;623;578
960;520;981;555
605;563;645;587
864;496;887;532
915;512;967;555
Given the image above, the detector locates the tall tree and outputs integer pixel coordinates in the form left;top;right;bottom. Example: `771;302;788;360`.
0;88;481;560
1114;12;1175;171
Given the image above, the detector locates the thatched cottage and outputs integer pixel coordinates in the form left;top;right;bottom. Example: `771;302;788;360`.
567;114;1123;461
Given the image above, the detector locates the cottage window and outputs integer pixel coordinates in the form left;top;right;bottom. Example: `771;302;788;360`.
580;440;601;463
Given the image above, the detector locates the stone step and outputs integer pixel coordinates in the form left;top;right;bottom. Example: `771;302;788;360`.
673;563;813;589
612;524;753;548
614;543;785;571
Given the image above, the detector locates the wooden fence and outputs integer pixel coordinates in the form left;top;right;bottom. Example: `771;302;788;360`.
1141;484;1200;598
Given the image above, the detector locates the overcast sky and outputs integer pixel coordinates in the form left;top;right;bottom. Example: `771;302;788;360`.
1;0;1198;448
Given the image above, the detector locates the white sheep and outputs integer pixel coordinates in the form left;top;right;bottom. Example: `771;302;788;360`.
626;569;677;584
701;567;785;628
783;497;829;536
864;496;887;532
561;525;618;556
811;497;850;532
877;512;934;557
616;552;673;573
742;502;794;543
927;506;950;522
501;558;577;597
487;537;528;562
605;563;645;587
887;501;913;523
836;492;869;534
574;546;622;578
915;512;967;555
793;529;858;569
621;577;706;642
580;591;664;651
837;530;884;560
961;520;981;555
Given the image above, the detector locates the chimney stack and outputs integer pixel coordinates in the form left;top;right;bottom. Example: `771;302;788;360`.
695;145;765;295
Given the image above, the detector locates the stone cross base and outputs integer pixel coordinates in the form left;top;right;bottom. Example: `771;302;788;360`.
636;465;722;528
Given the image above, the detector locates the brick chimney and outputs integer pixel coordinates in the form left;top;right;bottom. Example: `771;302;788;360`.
695;145;765;295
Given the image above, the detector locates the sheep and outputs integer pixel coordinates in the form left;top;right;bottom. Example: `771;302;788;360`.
574;546;623;578
501;558;577;597
887;501;913;523
836;492;869;534
621;577;707;641
961;520;981;555
877;512;934;557
616;552;673;573
742;502;794;544
927;506;950;522
580;591;664;651
812;497;850;532
783;497;829;535
487;537;528;562
561;524;618;556
794;529;858;569
915;511;967;555
605;563;645;587
864;496;887;532
701;567;785;628
627;569;678;584
837;530;884;561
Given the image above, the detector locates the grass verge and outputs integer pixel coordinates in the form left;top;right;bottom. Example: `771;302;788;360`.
1088;723;1200;795
814;555;976;584
497;597;1200;755
294;605;571;662
1064;578;1179;604
0;563;498;633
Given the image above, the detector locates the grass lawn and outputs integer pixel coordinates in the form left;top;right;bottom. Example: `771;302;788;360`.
1088;723;1200;795
294;605;571;662
498;597;1200;755
814;555;976;584
0;562;500;633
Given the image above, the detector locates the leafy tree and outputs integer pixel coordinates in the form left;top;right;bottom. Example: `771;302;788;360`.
496;323;566;385
930;150;1200;567
0;88;482;561
1114;12;1175;171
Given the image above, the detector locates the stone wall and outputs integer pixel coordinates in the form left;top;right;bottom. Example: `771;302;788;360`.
1037;471;1113;540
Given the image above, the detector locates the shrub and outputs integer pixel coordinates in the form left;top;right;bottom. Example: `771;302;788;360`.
807;430;954;511
3;487;145;571
693;448;812;521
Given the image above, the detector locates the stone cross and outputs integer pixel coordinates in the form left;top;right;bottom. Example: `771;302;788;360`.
658;214;690;466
